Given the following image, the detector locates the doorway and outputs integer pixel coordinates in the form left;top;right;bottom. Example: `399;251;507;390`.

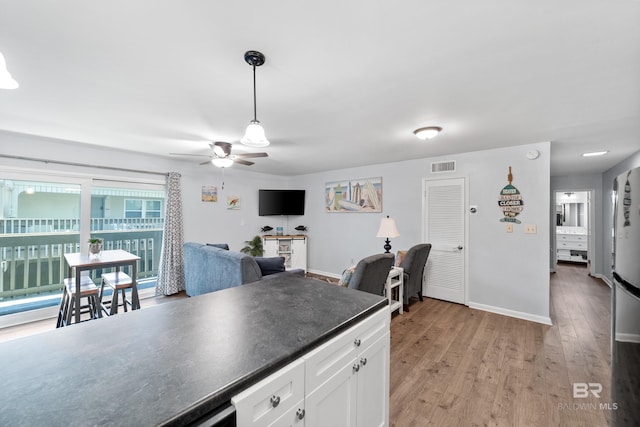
554;190;594;275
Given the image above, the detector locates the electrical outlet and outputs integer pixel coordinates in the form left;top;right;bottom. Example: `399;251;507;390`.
506;223;513;233
525;224;537;234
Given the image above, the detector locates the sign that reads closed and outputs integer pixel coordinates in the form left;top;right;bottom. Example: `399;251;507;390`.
498;166;523;224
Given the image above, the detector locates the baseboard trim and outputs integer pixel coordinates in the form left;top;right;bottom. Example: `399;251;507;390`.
615;332;640;344
468;302;552;325
593;274;612;288
306;269;341;280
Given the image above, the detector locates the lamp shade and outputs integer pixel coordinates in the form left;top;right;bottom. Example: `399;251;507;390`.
376;216;400;238
241;120;270;147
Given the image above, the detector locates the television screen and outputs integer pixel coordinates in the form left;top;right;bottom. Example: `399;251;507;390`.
259;189;305;216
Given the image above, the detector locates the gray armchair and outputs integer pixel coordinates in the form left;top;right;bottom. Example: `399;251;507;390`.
399;243;432;309
348;253;395;296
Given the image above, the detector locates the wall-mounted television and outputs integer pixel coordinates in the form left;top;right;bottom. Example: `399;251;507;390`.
259;189;305;216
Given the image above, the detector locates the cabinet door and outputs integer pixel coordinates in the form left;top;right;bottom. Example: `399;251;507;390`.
263;239;279;257
305;360;358;427
290;238;307;271
356;332;390;427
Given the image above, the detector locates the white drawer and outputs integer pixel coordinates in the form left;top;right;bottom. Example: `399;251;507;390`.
267;399;305;427
232;358;305;427
557;234;587;243
557;241;587;250
303;307;388;393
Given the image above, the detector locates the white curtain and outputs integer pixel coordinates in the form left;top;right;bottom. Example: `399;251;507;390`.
155;172;185;295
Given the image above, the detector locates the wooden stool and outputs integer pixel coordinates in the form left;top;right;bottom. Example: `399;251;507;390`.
100;272;140;315
56;276;102;328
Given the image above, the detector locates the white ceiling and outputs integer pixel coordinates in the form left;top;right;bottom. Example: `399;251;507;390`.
0;1;639;176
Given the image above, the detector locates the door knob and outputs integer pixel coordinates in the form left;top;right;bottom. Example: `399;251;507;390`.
296;408;306;420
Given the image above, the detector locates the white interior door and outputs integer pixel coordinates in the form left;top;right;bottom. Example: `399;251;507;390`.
423;177;466;304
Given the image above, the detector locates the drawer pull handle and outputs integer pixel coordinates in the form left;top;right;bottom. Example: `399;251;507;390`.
353;363;360;372
270;395;280;408
354;338;361;347
296;408;306;420
360;357;367;366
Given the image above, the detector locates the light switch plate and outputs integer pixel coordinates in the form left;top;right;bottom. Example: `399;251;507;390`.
506;223;513;233
525;224;537;234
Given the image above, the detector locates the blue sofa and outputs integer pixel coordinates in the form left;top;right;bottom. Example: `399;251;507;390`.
183;242;304;297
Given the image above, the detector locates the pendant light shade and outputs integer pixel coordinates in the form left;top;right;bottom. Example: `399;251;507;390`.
240;51;270;148
241;120;269;147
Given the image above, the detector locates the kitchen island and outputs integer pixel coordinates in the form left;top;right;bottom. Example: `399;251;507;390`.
0;275;388;426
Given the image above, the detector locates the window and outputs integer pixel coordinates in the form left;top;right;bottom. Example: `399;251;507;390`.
0;174;165;322
125;199;163;218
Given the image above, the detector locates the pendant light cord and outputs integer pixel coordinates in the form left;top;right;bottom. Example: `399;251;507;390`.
252;65;257;122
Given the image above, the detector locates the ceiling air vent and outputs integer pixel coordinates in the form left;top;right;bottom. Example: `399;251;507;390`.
431;160;456;173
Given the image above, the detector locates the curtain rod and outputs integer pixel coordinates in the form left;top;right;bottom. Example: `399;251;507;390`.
0;154;169;177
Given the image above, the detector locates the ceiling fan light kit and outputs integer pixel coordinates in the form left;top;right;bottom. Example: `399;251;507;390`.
413;126;442;140
212;157;234;168
240;50;270;148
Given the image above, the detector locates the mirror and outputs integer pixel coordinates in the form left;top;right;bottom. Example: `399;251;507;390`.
555;192;588;227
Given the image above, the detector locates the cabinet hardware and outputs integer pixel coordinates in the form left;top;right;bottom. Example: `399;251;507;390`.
296;408;306;420
353;363;360;372
360;357;367;366
270;395;280;408
354;338;361;347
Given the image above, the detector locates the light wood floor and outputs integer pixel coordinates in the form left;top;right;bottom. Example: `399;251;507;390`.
0;264;612;426
389;262;612;427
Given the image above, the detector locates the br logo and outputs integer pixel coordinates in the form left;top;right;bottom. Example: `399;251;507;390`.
573;383;602;398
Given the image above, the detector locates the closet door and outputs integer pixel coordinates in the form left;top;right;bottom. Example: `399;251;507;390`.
422;177;466;304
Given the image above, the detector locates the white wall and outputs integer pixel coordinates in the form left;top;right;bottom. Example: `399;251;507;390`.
296;141;551;324
0;130;552;323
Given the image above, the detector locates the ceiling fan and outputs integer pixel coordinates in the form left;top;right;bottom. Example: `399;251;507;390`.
171;141;268;167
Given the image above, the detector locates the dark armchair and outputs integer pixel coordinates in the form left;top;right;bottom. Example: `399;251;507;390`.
348;253;395;296
399;243;432;309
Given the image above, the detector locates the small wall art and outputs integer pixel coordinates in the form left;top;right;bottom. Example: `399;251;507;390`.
227;196;241;210
498;166;524;223
325;177;382;213
202;186;218;202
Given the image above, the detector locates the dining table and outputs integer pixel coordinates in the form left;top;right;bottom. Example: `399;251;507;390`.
64;249;140;324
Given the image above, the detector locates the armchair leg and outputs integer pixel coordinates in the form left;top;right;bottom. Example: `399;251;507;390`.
418;291;423;302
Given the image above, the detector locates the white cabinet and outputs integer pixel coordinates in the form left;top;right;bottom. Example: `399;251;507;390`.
556;233;588;263
263;236;307;271
232;307;390;427
303;308;390;427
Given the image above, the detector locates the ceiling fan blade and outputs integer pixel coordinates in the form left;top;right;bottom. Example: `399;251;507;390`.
234;152;268;159
213;141;232;157
170;153;212;158
199;160;213;165
234;159;254;166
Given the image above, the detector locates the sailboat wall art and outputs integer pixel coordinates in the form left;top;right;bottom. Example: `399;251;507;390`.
325;177;382;213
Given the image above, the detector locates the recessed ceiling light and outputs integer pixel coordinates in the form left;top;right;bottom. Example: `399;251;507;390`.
582;151;609;157
413;126;442;140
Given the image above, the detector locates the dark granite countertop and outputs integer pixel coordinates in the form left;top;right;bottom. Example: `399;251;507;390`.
0;275;387;426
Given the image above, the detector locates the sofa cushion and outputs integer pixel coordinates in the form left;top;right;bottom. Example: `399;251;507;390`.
255;257;286;276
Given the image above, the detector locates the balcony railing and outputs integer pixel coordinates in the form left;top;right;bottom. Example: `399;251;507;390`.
0;220;163;302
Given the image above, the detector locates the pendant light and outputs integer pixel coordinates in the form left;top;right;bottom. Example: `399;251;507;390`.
240;50;270;147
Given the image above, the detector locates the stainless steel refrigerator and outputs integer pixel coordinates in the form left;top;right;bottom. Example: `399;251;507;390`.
612;166;640;426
